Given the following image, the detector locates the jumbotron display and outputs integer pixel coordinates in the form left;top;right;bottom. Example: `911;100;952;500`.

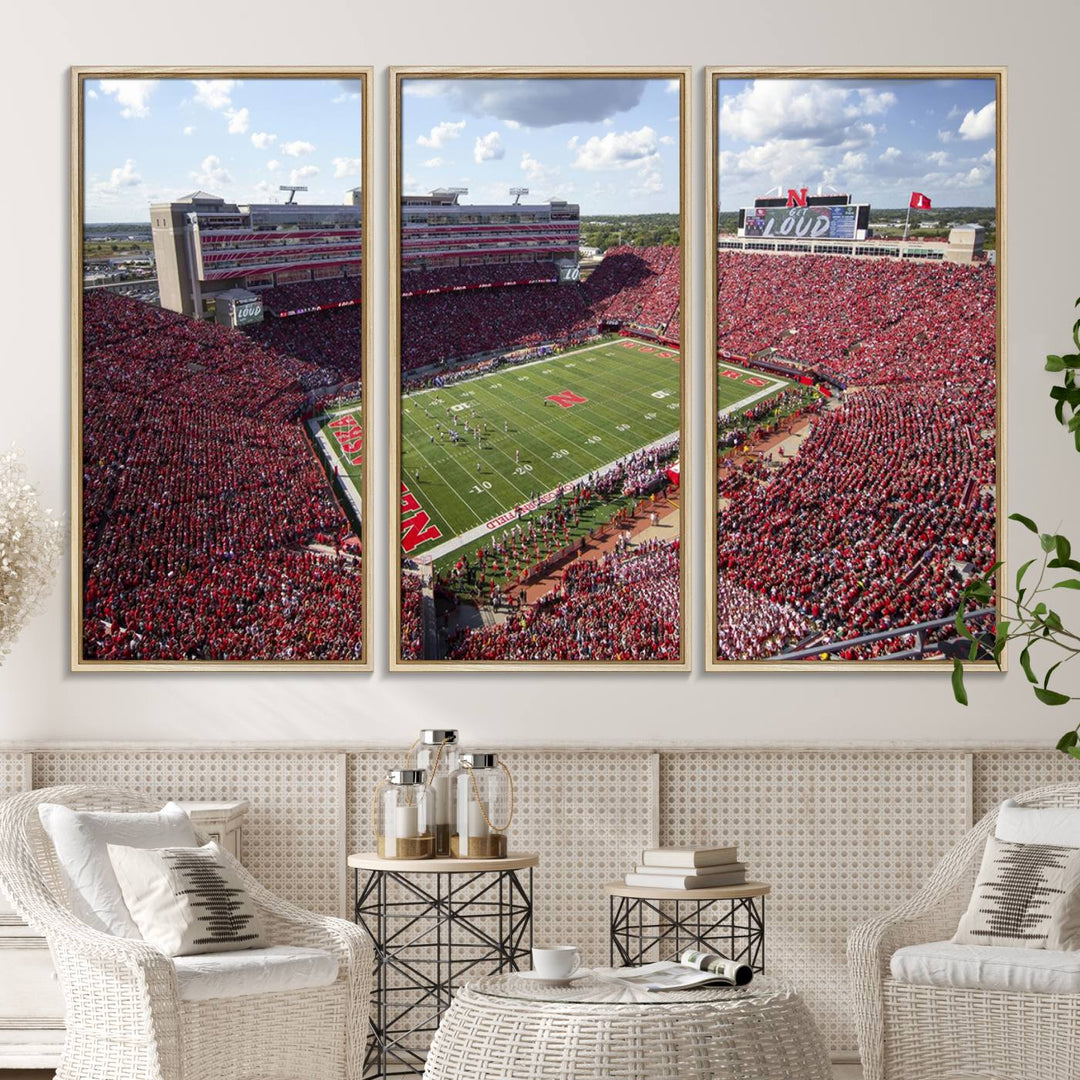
743;204;860;241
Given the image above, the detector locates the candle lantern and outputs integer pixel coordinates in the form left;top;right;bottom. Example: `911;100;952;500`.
376;769;435;859
451;753;514;859
415;729;461;857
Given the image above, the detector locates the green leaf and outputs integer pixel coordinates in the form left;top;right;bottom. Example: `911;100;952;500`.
1041;534;1058;554
1010;513;1039;534
954;610;975;641
1020;646;1037;685
1057;731;1079;752
1047;354;1066;372
1044;660;1065;689
993;619;1010;668
1047;558;1080;572
1066;746;1080;763
951;659;968;706
1016;558;1036;592
1034;687;1072;706
1053;579;1080;590
968;638;979;662
1057;535;1073;562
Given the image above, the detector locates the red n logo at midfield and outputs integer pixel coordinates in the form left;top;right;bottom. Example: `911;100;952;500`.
786;187;808;207
545;390;588;409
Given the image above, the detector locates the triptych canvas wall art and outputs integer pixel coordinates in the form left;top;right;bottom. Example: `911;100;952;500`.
71;66;1004;673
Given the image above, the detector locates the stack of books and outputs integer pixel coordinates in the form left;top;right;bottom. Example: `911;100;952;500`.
624;845;747;890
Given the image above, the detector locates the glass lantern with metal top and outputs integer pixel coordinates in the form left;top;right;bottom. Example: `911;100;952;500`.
376;768;436;859
452;752;514;859
415;729;461;857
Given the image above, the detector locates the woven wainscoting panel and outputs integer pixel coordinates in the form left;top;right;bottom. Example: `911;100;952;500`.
0;754;27;795
32;752;341;916
972;751;1080;819
659;751;968;1054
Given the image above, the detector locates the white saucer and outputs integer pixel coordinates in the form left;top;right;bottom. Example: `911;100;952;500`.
514;970;590;986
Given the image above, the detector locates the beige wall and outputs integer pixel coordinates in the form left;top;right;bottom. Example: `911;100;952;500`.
2;0;1079;746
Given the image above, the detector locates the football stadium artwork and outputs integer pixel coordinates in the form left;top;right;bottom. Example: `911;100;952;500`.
72;69;373;668
390;68;690;669
705;69;1005;669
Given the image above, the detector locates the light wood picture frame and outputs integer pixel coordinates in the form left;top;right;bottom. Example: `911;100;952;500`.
72;67;374;670
705;67;1006;670
389;67;691;671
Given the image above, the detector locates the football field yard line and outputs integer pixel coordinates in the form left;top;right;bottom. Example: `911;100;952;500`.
415;427;680;565
400;426;492;528
716;368;789;418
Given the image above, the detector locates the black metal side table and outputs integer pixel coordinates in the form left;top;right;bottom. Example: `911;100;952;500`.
350;851;538;1078
605;880;770;972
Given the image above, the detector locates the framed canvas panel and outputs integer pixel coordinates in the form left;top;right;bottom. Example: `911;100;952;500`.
72;68;373;669
390;67;691;670
705;68;1006;669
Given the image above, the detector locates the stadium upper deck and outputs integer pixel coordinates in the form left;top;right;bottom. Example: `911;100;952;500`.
401;190;580;274
151;190;363;319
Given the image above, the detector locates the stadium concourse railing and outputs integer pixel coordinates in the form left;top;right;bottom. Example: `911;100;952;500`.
763;607;997;662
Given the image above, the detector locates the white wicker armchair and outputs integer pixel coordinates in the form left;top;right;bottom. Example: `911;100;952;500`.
0;786;373;1080
848;782;1080;1080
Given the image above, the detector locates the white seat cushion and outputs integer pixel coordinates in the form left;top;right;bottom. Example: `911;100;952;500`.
173;945;339;1002
891;940;1080;995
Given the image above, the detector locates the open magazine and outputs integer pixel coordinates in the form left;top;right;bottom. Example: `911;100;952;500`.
595;949;753;992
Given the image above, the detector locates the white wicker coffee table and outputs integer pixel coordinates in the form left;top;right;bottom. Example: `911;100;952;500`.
423;971;831;1079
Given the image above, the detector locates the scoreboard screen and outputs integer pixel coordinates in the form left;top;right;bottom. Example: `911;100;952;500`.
743;204;859;241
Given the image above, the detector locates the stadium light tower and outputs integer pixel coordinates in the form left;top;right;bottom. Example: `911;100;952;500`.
279;185;308;204
509;187;529;205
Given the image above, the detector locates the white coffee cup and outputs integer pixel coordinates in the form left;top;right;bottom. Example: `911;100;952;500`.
532;945;581;979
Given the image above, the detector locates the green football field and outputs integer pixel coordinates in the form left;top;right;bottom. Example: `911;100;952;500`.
399;337;683;561
716;359;792;416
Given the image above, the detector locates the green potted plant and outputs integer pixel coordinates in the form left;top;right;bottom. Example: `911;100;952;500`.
951;298;1080;759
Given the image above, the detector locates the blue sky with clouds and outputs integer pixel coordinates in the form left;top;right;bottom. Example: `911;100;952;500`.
83;78;363;223
717;77;997;211
401;77;681;215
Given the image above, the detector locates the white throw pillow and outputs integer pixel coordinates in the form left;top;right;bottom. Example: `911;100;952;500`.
996;798;1080;848
38;801;197;937
107;841;266;957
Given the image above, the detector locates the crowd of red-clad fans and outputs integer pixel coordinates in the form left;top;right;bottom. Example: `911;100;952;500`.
400;574;424;661
258;276;362;317
715;251;997;661
402;263;559;296
81;291;363;661
445;539;680;661
399;246;681;372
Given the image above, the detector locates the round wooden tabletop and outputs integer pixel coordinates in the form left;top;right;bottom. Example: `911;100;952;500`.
604;880;770;901
348;851;540;873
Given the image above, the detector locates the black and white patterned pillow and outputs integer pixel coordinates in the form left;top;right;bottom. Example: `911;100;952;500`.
107;841;266;956
953;835;1080;950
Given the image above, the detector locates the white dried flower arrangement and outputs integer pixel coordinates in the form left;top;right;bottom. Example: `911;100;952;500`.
0;446;63;661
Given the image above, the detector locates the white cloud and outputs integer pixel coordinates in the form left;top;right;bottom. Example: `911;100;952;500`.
252;180;280;201
567;136;579;151
250;131;277;149
267;160;280;172
86;88;98;100
93;158;142;197
659;135;675;146
333;156;362;179
183;125;196;137
402;172;424;194
981;147;996;165
417;120;466;149
422;157;445;168
947;104;962;119
665;79;680;94
191;79;236;110
504;119;521;130
224;107;249;135
281;140;316;157
99;80;156;119
191;155;232;189
720;80;894;147
937;129;955;143
927;150;950;167
959;100;995;140
572;126;659;171
474;131;505;163
880;146;901;161
290;165;320;185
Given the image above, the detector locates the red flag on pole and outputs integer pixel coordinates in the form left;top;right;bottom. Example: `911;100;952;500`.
909;191;932;210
